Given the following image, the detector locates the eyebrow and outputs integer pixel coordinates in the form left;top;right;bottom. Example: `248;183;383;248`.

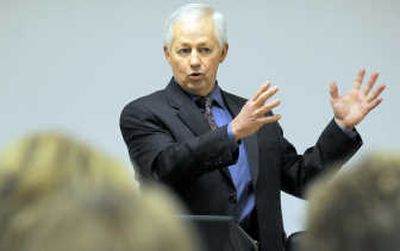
197;42;210;47
176;41;211;47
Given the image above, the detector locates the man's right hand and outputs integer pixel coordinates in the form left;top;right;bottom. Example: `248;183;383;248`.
231;82;281;141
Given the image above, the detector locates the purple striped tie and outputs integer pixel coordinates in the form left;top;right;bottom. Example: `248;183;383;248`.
196;97;217;130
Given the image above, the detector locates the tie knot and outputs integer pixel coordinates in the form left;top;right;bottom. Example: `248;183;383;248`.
195;97;212;112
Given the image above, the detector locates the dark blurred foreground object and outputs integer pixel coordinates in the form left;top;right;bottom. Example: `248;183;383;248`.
285;231;304;251
180;215;259;251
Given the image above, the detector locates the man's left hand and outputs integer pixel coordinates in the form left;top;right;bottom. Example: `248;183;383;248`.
330;68;386;129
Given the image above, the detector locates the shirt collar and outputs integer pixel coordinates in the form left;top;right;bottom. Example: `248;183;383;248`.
209;83;225;108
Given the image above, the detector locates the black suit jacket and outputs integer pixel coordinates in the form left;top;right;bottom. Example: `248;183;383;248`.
120;79;362;251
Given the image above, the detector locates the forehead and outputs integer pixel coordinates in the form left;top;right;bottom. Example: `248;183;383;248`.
171;16;219;45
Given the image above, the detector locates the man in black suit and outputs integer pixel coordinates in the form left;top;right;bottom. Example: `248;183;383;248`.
120;3;385;251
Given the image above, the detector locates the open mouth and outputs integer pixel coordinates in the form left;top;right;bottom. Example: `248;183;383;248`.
188;73;204;80
189;73;202;77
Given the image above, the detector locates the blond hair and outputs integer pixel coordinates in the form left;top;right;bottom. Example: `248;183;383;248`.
0;131;199;251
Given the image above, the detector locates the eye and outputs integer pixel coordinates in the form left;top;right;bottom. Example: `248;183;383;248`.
198;47;212;54
177;48;191;55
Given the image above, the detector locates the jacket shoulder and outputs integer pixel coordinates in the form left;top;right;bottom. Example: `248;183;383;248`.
122;89;166;112
120;89;170;125
221;89;247;104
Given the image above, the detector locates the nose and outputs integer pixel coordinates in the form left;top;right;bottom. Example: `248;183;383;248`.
189;50;201;68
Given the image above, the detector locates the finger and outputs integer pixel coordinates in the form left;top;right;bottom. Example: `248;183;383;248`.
256;99;281;116
252;81;271;101
366;97;383;112
363;72;379;95
329;81;339;99
255;86;279;106
258;114;281;125
352;68;366;89
367;83;385;102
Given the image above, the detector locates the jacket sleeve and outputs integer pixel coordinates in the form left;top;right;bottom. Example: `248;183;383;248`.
120;101;239;188
279;119;363;198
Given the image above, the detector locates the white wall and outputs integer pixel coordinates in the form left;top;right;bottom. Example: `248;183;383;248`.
1;0;399;234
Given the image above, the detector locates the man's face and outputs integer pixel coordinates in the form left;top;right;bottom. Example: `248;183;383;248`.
164;16;228;97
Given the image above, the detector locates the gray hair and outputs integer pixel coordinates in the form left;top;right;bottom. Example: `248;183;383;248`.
164;3;227;48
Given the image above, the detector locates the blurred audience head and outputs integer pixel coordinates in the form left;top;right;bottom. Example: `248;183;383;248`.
0;131;199;251
0;131;137;193
302;152;400;251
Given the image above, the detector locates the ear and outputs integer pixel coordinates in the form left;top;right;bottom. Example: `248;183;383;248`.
219;43;229;63
163;46;172;64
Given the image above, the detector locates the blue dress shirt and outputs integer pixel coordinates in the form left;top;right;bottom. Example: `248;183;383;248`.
208;85;255;222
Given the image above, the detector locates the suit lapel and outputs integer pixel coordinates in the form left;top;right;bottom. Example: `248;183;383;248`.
222;91;260;186
166;80;261;188
165;79;210;136
166;80;235;187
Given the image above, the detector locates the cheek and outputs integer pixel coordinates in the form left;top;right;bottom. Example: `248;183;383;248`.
208;60;220;72
175;60;187;72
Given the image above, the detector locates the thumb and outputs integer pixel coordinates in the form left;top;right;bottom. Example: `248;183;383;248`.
329;81;339;100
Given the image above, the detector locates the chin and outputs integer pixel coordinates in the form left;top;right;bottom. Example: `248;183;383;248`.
182;80;211;96
189;87;207;96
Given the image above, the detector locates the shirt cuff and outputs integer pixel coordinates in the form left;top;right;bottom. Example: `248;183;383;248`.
227;123;239;143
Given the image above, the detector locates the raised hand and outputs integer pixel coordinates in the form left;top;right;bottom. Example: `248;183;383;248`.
330;68;385;129
231;82;281;140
